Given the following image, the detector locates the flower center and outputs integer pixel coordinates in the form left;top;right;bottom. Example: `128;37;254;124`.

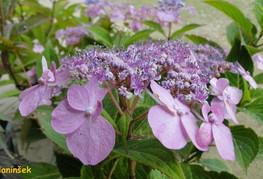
177;109;185;116
86;107;95;115
208;113;217;123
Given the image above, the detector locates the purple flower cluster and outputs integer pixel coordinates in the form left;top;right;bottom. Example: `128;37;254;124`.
60;41;232;102
84;1;194;31
56;26;88;45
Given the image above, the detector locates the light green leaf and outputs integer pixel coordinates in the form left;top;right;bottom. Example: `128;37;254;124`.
142;21;165;35
171;24;202;39
43;40;59;66
21;162;61;179
11;14;51;36
86;26;113;47
245;45;263;56
254;0;263;28
113;139;185;179
101;109;117;129
254;73;263;84
231;125;259;170
124;29;154;47
201;159;229;173
36;106;69;152
0;89;20;98
250;88;263;99
226;22;241;45
0;113;12;122
204;1;254;42
117;113;130;151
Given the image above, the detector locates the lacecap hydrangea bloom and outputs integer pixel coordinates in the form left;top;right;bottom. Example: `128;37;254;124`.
18;40;256;163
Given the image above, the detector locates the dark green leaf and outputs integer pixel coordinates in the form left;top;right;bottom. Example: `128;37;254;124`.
55;153;82;178
142;21;165;35
180;163;237;179
231;125;259;170
113;139;185;179
242;98;263;124
86;26;113;47
226;39;254;74
257;137;263;159
36;106;69;152
0;0;17;18
80;165;105;179
124;29;154;47
117;113;130;151
0;89;20;98
102;88;119;120
21;162;61;179
43;40;59;67
101;109;117;129
201;159;229;173
254;73;263;84
171;24;202;39
185;34;223;51
204;1;254;42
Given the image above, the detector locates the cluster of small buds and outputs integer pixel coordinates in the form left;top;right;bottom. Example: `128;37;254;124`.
60;41;232;102
111;23;134;36
56;26;89;45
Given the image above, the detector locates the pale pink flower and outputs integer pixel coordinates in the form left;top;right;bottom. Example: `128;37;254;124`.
236;63;257;89
210;78;242;124
148;80;208;151
252;53;263;70
197;102;235;160
33;43;44;54
51;79;115;165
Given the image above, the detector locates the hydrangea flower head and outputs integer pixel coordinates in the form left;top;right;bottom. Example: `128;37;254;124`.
51;78;115;165
197;102;235;160
148;80;208;151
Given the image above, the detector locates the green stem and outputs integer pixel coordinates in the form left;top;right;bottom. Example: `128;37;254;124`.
129;159;136;179
46;0;57;40
106;158;119;179
167;22;172;40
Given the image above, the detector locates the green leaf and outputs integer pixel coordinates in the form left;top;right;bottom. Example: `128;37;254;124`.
142;21;165;35
242;98;263;124
0;80;14;86
226;39;254;74
0;89;20;98
0;0;17;18
113;139;185;179
86;26;113;47
11;14;51;36
124;29;154;47
43;40;59;66
0;113;12;122
250;88;263;99
102;88;119;120
117;113;130;151
180;163;237;179
254;73;263;84
204;1;254;42
226;22;241;45
148;169;170;179
185;34;223;51
36;106;69;152
255;0;263;28
21;162;61;179
257;137;263;159
231;125;259;170
201;159;229;173
245;45;263;56
80;165;104;179
101;109;117;129
171;24;202;39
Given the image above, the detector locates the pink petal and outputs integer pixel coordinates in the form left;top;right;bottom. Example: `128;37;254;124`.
225;103;238;124
212;124;235;160
211;102;224;124
150;80;175;112
66;116;115;165
181;113;209;151
210;78;229;95
19;85;47;116
84;78;107;104
51;99;86;134
41;56;48;72
148;105;188;149
67;84;91;111
196;122;213;148
19;85;40;100
224;86;242;105
201;102;211;122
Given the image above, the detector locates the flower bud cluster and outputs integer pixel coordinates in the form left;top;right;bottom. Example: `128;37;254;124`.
56;26;89;45
60;41;232;102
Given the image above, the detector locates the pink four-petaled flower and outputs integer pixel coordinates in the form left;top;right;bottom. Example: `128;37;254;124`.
148;80;208;151
197;102;235;160
51;79;115;165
